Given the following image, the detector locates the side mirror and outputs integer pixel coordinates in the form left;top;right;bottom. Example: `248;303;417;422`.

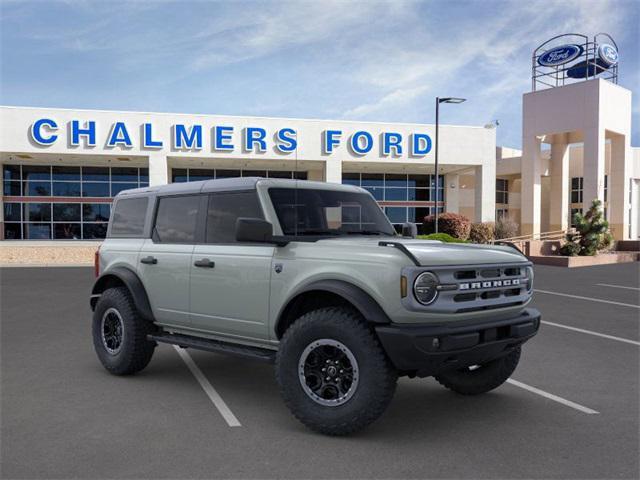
236;217;274;243
402;222;417;238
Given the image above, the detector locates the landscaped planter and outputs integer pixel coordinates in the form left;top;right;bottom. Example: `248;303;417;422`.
529;252;639;267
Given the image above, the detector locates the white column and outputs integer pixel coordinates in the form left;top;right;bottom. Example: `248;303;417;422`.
609;134;631;240
521;135;542;236
324;159;342;184
445;173;459;213
148;153;169;186
582;126;605;211
474;163;495;223
549;135;570;232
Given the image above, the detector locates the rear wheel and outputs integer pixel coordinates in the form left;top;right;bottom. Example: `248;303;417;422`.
92;287;156;375
434;347;521;395
276;307;397;436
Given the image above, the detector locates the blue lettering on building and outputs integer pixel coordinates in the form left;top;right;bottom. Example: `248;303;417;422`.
28;118;435;159
107;122;133;148
275;128;297;153
411;133;432;156
71;120;96;147
350;131;373;155
323;130;342;154
214;126;234;151
173;124;202;150
143;123;163;148
30;118;58;145
244;127;267;152
382;132;403;156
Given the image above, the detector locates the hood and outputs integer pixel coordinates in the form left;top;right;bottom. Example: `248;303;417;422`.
313;237;526;266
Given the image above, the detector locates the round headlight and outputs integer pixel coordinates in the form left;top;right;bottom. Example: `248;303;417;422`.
414;272;439;305
525;266;534;292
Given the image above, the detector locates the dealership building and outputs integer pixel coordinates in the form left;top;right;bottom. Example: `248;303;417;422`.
0;34;638;244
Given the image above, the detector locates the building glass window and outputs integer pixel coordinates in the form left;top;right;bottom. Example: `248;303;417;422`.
496;208;509;220
496;179;508;204
171;168;307;183
570;177;583;203
342;173;444;229
603;175;608;202
2;164;146;240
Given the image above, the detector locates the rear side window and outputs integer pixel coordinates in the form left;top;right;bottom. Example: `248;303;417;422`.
154;195;200;244
109;197;148;237
206;191;263;243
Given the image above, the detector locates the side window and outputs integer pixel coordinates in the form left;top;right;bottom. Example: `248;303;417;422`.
206;191;263;243
109;197;148;237
154;195;200;244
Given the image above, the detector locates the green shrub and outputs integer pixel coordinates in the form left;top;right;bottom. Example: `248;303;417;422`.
560;199;613;256
417;233;468;243
422;213;471;240
469;222;495;244
495;217;519;239
559;241;580;256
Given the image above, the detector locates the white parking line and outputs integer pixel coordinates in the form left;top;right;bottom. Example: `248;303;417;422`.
534;289;640;309
173;345;242;427
541;320;640;346
506;379;599;415
596;283;640;291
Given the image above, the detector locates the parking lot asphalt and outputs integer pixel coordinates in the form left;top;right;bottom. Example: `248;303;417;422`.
1;263;639;479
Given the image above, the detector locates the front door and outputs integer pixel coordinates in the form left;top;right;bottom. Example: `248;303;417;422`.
189;191;274;341
138;194;201;328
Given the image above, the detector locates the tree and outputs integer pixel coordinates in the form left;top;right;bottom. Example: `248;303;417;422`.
560;199;613;256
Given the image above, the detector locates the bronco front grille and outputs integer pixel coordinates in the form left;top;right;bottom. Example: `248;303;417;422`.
403;262;532;314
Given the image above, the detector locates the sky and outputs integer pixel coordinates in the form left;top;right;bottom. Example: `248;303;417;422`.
1;0;638;148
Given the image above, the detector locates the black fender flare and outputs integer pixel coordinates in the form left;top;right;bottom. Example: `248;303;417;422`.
90;266;154;322
276;279;391;336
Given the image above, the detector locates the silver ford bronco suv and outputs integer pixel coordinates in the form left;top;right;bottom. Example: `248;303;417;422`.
90;177;540;435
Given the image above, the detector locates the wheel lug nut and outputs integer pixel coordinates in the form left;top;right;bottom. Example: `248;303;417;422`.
326;377;330;381
322;368;326;372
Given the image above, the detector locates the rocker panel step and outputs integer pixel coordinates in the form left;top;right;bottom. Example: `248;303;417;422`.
148;332;276;363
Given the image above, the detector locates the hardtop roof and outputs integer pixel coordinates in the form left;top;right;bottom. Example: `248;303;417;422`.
115;177;363;198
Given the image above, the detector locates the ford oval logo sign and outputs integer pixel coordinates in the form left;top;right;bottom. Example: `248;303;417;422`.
538;44;583;67
598;43;618;66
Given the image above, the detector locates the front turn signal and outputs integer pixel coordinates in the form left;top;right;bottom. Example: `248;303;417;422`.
400;275;408;298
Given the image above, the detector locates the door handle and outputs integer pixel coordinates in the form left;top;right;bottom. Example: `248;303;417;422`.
140;256;158;265
194;258;215;268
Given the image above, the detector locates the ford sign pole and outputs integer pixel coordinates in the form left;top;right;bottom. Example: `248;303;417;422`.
434;97;466;233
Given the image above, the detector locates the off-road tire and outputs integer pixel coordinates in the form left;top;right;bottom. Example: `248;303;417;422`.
92;287;156;375
276;307;398;436
434;347;521;395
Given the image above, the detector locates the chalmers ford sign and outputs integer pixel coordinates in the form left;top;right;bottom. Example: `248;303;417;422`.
29;118;434;157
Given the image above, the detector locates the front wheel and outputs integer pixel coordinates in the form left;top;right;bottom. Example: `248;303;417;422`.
276;307;398;436
434;347;521;395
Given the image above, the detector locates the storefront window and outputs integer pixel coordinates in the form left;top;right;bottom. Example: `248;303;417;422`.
342;173;444;204
171;168;307;183
2;164;145;240
342;173;444;229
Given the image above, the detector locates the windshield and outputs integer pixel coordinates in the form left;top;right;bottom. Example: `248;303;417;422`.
268;188;396;237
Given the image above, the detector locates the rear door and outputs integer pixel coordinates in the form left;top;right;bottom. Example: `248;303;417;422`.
138;194;203;328
189;190;274;341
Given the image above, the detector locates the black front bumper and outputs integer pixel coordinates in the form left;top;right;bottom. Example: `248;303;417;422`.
375;308;541;377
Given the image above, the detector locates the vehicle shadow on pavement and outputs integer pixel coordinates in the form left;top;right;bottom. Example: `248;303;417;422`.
175;347;542;440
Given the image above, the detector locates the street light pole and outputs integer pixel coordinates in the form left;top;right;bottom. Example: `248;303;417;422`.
435;97;440;233
433;96;466;234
